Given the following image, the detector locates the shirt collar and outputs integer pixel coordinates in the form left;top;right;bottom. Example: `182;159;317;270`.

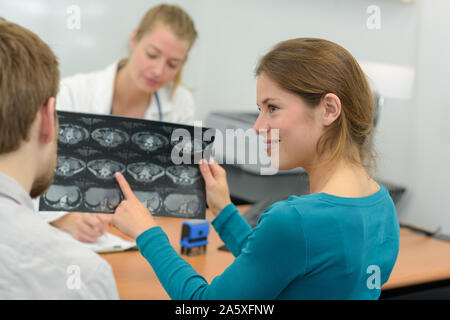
0;171;35;211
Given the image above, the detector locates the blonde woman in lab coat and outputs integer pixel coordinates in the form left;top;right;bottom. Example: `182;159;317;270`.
40;4;198;243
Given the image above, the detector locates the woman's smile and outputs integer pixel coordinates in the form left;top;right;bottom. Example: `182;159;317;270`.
264;139;280;153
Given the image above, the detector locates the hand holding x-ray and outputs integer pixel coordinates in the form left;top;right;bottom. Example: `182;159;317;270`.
198;158;232;217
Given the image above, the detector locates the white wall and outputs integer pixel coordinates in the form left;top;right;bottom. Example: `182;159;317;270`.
398;0;450;233
0;0;200;76
193;0;417;120
0;0;416;117
1;0;448;233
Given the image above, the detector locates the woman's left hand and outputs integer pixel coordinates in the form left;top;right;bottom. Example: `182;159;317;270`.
112;172;158;240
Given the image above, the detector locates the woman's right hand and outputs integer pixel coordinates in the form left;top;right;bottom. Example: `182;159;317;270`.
51;212;111;243
199;158;232;217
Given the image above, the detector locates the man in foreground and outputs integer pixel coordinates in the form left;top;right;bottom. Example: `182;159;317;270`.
0;20;118;299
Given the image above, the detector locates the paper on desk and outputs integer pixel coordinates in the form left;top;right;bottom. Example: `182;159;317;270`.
79;232;137;253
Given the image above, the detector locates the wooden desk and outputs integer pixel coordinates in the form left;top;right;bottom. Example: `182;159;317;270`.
101;206;251;300
383;228;450;290
101;206;450;299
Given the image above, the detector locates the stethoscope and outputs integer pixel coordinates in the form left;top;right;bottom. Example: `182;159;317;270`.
111;91;163;121
154;91;163;121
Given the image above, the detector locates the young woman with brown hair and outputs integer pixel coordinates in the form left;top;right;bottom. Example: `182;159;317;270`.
112;38;400;300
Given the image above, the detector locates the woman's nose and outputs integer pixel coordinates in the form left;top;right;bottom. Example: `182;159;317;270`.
253;112;268;137
151;59;165;78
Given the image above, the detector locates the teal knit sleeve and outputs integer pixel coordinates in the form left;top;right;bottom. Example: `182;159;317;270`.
136;202;307;300
211;203;252;257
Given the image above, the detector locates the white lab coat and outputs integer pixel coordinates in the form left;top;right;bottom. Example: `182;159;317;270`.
56;59;195;124
38;59;196;223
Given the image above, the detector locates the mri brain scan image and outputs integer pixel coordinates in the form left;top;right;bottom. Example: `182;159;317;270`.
42;111;207;217
43;185;83;210
87;159;125;179
55;156;86;177
127;162;165;183
84;187;122;212
166;165;201;185
172;138;204;156
132;132;169;152
58;124;89;145
164;194;200;217
91;127;129;148
135;191;162;214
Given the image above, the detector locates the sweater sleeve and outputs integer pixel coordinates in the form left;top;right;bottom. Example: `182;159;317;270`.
211;203;252;257
136;201;308;300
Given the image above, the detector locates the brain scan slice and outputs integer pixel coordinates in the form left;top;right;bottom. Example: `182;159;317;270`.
84;187;122;212
48;111;207;217
43;185;83;210
58;124;89;145
132;132;169;152
164;194;200;217
55;156;86;177
87;159;125;179
91;127;129;148
166;165;201;185
127;162;165;183
135;191;162;214
172;138;204;156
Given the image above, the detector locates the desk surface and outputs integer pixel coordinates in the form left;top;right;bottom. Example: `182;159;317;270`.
102;208;244;300
102;206;450;299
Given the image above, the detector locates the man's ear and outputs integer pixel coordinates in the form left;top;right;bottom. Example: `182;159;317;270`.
321;93;341;127
39;97;56;144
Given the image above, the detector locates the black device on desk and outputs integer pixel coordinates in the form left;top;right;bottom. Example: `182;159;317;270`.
241;195;287;228
241;182;406;227
218;194;287;252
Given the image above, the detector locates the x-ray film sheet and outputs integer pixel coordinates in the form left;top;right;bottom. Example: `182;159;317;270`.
39;111;214;219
